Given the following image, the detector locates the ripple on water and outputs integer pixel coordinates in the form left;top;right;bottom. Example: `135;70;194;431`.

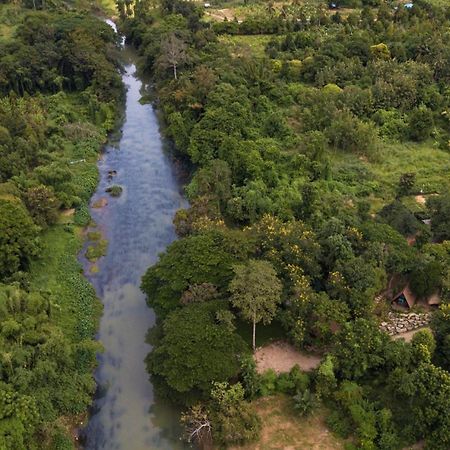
81;51;188;450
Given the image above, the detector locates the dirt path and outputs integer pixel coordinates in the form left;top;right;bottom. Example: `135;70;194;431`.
392;327;431;343
254;341;321;374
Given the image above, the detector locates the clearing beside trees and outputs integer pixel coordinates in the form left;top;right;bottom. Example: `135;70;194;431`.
255;341;321;374
231;395;344;450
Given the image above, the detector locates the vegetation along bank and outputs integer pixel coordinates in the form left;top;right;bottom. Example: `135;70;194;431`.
119;0;450;449
0;0;123;448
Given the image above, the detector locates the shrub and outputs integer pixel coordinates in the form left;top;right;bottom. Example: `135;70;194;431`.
326;110;378;157
240;355;261;399
408;105;433;141
209;382;261;447
258;366;310;396
315;355;337;401
259;369;277;396
293;388;317;417
288;365;310;394
275;372;295;394
327;410;352;438
74;204;90;227
373;109;408;141
24;185;60;227
105;185;123;197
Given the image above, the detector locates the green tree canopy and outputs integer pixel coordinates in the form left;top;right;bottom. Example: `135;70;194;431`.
428;193;450;242
332;318;389;380
147;301;247;403
141;230;249;317
230;259;282;350
0;199;39;279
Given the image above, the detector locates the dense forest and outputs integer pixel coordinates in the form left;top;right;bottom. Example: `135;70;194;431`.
1;0;450;448
0;1;122;448
119;0;450;449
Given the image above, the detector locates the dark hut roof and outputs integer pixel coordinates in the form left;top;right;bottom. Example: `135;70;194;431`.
392;285;417;308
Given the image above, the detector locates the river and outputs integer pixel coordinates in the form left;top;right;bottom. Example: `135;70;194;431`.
81;21;188;450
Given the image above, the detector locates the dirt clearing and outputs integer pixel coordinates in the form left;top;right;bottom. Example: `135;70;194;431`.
255;341;321;374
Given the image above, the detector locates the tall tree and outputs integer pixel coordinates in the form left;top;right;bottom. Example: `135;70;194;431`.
146;301;246;402
230;259;282;351
158;33;189;80
0;199;39;279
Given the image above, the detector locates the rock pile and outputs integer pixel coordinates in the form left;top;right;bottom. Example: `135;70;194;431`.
380;311;431;336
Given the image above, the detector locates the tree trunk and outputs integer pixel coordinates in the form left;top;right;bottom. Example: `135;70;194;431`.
252;315;256;352
173;64;177;80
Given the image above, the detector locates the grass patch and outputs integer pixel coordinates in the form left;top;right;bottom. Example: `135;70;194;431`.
73;0;117;15
0;23;16;41
423;0;449;6
230;395;345;450
402;195;428;214
26;91;109;343
219;34;272;58
87;230;102;241
0;4;22;42
371;141;450;196
85;239;108;261
29;225;102;341
205;0;327;22
97;0;117;14
329;140;450;213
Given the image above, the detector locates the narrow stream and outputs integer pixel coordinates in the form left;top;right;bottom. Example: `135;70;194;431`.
81;23;188;449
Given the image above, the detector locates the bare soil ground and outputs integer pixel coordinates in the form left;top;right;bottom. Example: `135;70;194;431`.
392;327;431;343
205;8;237;21
92;197;108;208
415;195;427;205
230;395;344;450
254;341;321;374
61;208;75;216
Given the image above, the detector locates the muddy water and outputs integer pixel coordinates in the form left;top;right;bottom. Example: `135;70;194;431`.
82;28;188;449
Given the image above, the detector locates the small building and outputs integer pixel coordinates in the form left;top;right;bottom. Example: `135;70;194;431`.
428;293;441;308
392;285;416;309
392;285;441;310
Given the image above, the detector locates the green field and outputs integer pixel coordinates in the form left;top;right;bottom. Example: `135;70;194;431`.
219;34;273;57
329;140;450;212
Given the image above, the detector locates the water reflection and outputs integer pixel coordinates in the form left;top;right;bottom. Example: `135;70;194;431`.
82;49;188;449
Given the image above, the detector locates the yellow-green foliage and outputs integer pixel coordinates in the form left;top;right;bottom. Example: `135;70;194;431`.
219;34;273;58
85;239;108;262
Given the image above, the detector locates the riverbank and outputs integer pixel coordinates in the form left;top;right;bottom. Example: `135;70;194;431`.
0;4;124;447
27;19;124;449
26;93;119;448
